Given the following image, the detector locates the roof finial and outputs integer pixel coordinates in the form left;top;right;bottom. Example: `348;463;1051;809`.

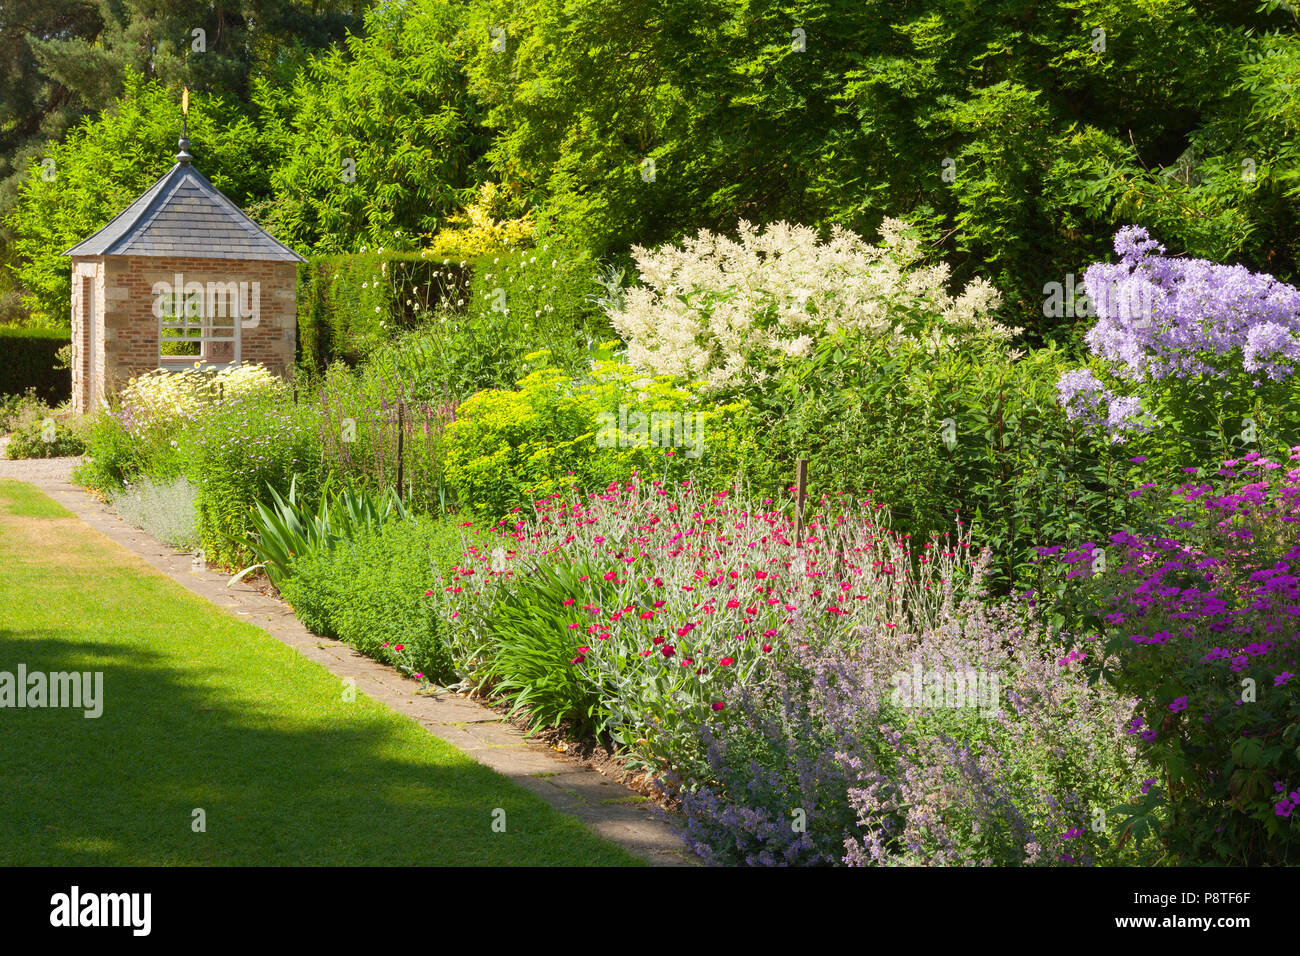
176;87;192;165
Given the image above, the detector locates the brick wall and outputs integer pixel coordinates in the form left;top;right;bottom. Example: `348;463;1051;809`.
70;254;297;412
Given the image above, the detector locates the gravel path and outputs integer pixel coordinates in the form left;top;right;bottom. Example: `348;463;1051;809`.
0;435;83;484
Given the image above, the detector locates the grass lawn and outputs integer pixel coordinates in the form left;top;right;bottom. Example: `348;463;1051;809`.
0;479;638;866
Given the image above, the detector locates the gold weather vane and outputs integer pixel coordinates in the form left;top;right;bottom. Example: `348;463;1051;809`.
177;87;192;164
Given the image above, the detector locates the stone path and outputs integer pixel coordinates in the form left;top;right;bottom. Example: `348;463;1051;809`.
0;450;694;866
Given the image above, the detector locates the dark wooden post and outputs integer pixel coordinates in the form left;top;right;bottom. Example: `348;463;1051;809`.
395;402;405;501
794;458;808;546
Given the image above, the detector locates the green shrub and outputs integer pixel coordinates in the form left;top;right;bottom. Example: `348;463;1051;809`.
180;395;322;568
73;409;187;493
4;416;84;458
354;237;615;404
751;335;1139;592
0;326;71;404
443;359;760;520
1;390;86;458
460;237;612;385
73;413;144;491
281;514;462;682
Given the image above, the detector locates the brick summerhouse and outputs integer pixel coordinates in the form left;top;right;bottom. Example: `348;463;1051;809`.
62;130;303;412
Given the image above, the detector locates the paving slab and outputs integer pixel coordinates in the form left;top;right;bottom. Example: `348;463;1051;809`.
0;457;696;867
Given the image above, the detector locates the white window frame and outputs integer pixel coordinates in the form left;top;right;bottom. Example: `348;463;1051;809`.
158;284;241;369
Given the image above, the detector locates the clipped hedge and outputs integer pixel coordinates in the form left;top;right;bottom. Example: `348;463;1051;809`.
296;252;474;372
0;326;70;403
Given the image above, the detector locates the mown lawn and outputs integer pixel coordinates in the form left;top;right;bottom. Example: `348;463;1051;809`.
0;479;637;866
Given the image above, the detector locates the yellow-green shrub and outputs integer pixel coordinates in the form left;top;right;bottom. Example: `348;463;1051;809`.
444;357;759;519
426;182;534;258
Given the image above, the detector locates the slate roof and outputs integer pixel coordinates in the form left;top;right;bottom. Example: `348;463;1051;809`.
63;141;304;262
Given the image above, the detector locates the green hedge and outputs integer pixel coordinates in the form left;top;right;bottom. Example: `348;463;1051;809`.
0;326;70;404
296;252;474;372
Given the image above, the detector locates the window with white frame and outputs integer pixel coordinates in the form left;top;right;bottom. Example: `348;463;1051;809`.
156;280;240;366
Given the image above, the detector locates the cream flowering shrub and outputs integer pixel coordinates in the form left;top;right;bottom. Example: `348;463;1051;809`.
608;218;1016;391
120;363;287;436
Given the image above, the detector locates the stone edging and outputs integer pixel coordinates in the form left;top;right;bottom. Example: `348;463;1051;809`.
8;463;695;867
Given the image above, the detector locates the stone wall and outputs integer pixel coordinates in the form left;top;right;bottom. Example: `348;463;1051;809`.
70;254;297;412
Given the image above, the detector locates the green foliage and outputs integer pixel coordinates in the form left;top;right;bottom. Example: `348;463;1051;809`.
234;477;410;591
280;513;463;682
752;336;1142;592
446;238;613;398
0;326;70;402
266;0;486;254
180;395;322;568
477;561;608;735
73;412;148;492
4;418;83;458
443;360;758;521
295;251;472;372
7;72;278;326
1086;362;1300;489
463;0;1300;337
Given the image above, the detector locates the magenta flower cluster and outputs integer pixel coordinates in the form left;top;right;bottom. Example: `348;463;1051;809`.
1049;449;1300;863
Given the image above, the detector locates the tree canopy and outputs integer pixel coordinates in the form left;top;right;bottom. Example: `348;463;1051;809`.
6;0;1300;337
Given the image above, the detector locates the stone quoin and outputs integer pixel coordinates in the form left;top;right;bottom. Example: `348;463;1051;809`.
61;115;303;412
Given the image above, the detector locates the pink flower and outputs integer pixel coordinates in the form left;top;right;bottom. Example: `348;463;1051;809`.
711;702;725;711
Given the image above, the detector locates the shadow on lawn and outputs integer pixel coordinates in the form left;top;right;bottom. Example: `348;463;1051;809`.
0;627;627;866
